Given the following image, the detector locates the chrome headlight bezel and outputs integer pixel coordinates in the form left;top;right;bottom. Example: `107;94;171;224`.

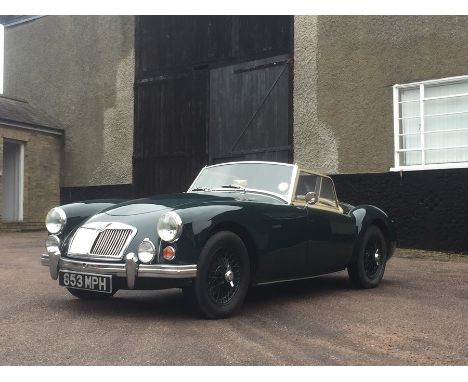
157;211;183;243
138;238;156;264
45;207;67;234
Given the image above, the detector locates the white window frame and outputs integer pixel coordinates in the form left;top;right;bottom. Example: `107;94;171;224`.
391;74;468;172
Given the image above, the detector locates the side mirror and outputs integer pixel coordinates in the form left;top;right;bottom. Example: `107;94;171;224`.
305;192;318;205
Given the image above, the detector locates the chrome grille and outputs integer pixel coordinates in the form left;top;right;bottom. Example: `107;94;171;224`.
90;229;133;258
67;222;137;261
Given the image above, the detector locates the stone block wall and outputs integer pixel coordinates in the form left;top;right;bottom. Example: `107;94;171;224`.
0;124;61;230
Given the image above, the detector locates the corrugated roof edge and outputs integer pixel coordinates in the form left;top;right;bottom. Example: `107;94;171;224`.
0;94;64;136
0;118;63;136
0;16;45;27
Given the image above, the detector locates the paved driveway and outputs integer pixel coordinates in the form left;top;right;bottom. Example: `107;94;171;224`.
0;231;466;365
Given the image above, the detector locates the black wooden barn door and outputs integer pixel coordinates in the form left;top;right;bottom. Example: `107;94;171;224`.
209;55;291;164
134;16;292;196
133;70;208;197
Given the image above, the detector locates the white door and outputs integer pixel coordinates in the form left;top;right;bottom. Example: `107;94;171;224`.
2;140;24;222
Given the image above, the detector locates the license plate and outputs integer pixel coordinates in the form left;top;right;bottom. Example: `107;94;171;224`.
59;271;112;293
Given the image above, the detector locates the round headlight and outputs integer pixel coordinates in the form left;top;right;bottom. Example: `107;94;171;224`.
157;211;183;243
45;235;60;254
45;207;67;234
138;239;156;264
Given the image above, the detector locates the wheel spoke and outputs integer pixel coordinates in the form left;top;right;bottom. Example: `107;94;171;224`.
207;248;242;305
363;235;383;279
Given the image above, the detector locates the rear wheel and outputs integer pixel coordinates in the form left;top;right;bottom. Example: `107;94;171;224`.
67;288;117;300
348;226;387;288
183;231;250;319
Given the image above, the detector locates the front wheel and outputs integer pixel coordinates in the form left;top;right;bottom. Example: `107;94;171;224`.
67;287;117;300
184;231;250;319
347;225;387;289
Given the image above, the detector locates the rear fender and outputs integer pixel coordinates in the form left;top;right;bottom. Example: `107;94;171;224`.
349;205;397;263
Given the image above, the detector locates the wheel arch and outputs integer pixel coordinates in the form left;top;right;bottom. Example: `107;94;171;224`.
350;205;397;263
207;221;259;283
370;218;391;255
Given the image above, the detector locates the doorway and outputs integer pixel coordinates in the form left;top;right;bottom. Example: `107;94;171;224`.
2;139;24;222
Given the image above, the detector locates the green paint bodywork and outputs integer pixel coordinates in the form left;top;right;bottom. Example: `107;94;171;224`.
54;190;397;287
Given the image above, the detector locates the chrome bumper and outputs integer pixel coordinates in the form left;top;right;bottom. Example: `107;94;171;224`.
41;252;197;289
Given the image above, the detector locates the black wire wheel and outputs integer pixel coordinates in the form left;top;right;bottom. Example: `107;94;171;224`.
207;248;242;305
183;231;250;319
348;225;387;289
363;235;383;280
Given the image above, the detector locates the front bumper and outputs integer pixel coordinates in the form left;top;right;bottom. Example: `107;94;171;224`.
41;252;197;289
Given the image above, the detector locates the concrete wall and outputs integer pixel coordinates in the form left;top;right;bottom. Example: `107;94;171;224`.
294;15;468;174
293;16;339;175
4;16;134;187
0;125;61;228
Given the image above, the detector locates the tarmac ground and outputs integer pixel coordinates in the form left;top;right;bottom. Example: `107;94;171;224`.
0;231;466;365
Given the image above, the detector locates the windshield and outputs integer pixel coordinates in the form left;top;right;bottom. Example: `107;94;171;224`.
189;162;295;199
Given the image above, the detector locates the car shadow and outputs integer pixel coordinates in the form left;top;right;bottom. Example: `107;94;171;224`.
48;272;393;320
52;289;190;321
245;272;350;305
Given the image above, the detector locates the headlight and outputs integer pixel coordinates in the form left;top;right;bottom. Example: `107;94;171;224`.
138;239;156;264
45;207;67;234
45;235;60;254
157;211;183;243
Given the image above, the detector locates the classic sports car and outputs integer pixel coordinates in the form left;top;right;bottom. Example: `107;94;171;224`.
41;161;396;318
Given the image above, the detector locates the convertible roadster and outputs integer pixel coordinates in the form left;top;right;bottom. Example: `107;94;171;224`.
41;161;396;318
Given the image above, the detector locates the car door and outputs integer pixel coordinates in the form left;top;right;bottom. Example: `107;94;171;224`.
306;176;356;275
293;172;355;276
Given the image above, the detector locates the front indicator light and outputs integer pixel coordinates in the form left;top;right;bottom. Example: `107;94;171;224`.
162;246;176;261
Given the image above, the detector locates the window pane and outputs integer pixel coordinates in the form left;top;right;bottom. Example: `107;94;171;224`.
399;151;422;166
425;112;468;132
319;177;337;206
425;81;468;98
400;134;420;150
425;130;468;149
400;87;419;102
425;147;468;164
424;95;468;116
396;80;468;168
399;117;420;134
400;101;419;118
295;172;318;199
192;162;294;196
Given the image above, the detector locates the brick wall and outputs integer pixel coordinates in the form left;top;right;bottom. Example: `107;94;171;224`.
0;124;62;230
332;169;468;254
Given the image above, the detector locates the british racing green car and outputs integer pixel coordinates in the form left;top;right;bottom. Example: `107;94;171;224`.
41;161;396;318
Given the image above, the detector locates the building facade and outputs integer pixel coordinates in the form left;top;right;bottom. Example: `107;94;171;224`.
0;95;62;229
3;15;135;202
3;15;468;253
293;16;468;253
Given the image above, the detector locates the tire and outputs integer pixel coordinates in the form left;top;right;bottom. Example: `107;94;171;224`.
183;231;250;319
67;287;117;300
347;225;387;289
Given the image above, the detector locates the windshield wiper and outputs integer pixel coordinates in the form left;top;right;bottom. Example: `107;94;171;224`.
220;184;245;190
191;186;211;192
